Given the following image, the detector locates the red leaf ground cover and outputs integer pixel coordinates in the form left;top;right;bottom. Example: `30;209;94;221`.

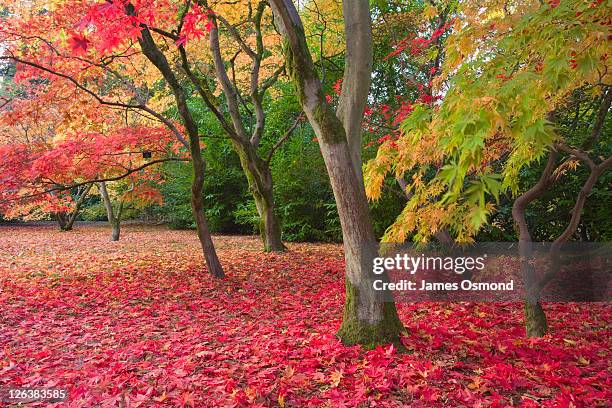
0;224;610;407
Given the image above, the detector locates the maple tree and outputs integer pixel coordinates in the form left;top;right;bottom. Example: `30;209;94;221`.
0;0;308;254
0;0;228;276
0;74;178;233
0;120;182;228
365;0;611;337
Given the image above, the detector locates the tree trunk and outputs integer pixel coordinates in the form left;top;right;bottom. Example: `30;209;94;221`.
55;183;92;231
269;0;405;348
206;15;286;253
233;141;285;252
524;301;547;337
111;220;121;241
319;133;404;348
253;187;285;252
55;212;70;231
192;158;225;278
512;152;557;337
98;181;123;241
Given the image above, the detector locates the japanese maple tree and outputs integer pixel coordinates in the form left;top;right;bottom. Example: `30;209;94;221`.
365;0;611;336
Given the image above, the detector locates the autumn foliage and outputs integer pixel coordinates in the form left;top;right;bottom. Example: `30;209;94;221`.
0;0;610;405
0;225;609;407
0;125;180;218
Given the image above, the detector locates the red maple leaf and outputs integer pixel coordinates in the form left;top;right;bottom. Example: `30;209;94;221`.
68;33;89;55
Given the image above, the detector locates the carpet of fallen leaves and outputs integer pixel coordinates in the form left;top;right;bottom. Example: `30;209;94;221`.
0;224;610;408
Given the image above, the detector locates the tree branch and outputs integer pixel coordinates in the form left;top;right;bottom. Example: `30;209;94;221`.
265;112;303;163
4;157;188;203
1;55;190;149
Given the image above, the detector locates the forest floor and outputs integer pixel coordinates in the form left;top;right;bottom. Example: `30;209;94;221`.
0;224;609;407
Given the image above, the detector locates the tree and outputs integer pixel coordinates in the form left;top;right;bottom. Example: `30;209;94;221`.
203;1;295;252
269;0;405;347
98;176;163;241
96;0;296;252
0;0;225;277
364;0;610;336
0;120;182;232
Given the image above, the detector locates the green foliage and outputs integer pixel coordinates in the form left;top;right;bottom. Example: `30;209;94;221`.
154;160;196;229
270;118;342;242
366;0;611;243
81;202;109;221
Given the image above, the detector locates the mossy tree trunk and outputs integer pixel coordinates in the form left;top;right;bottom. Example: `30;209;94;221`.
55;212;70;231
269;0;405;348
233;141;285;252
524;301;547;337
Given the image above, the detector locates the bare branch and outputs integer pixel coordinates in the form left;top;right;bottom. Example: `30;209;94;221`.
265;112;303;163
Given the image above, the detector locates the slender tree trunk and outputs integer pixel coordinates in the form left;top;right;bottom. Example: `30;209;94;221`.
270;0;405;348
513;145;612;337
233;142;285;252
512;152;557;337
56;183;92;231
111;220;121;241
192;158;225;278
98;181;123;241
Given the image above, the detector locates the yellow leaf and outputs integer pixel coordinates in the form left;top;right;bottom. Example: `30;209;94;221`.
424;5;438;20
330;370;343;387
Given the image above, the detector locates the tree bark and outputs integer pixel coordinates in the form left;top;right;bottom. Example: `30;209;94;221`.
55;212;70;231
512;151;557;337
336;0;373;188
192;158;225;278
524;300;547;337
269;0;405;348
98;181;123;241
56;183;93;231
233;141;285;251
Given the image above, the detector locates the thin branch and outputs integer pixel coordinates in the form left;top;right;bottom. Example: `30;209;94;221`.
265;112;304;163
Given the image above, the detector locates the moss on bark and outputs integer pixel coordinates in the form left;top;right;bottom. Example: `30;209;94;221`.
337;278;406;350
524;300;547;337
